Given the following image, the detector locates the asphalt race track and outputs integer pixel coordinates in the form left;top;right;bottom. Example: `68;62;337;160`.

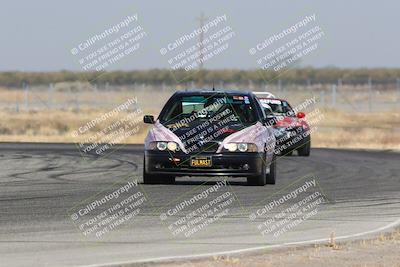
0;143;399;267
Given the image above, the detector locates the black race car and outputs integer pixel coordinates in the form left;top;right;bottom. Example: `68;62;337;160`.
143;90;277;186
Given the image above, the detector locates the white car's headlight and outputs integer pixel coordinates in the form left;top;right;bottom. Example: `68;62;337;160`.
237;143;248;152
167;141;178;151
149;141;179;151
223;143;257;152
224;143;238;152
156;141;167;151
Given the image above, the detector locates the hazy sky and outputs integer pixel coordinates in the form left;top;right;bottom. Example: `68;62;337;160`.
0;0;398;71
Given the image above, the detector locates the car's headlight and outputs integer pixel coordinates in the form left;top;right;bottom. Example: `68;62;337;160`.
223;143;257;152
273;127;286;136
157;142;167;151
224;143;237;152
237;143;248;152
167;141;178;151
149;141;179;151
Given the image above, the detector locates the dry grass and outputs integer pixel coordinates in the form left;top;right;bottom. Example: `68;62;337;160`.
0;109;152;143
312;109;400;149
152;229;400;267
0;85;399;149
0;108;399;149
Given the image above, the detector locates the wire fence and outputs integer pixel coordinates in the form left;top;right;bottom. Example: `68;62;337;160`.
1;79;399;113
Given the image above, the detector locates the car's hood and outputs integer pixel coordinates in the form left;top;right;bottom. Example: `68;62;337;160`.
144;120;275;154
171;121;245;142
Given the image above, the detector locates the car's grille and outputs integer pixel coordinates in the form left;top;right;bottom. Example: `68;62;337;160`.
198;141;220;153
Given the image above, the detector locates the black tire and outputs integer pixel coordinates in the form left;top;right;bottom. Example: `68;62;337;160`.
284;150;293;156
266;156;276;184
143;162;159;184
247;155;267;186
143;155;154;184
143;172;158;184
247;174;266;186
162;176;175;184
297;140;311;156
143;156;175;184
143;174;175;184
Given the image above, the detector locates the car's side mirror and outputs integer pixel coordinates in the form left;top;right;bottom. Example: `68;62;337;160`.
143;115;155;124
296;112;305;119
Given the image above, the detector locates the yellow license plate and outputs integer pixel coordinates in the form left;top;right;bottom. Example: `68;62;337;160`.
190;156;212;167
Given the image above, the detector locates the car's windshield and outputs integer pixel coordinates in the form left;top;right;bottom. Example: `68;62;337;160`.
259;98;294;116
160;94;258;126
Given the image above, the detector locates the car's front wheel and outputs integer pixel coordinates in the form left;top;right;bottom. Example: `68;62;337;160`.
247;154;271;186
143;156;175;184
266;156;276;184
297;139;311;156
143;171;158;184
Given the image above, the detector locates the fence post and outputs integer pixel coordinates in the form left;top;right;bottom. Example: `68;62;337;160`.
331;84;336;107
48;83;53;109
248;80;254;90
320;90;325;107
368;77;372;112
24;83;29;111
76;91;80;112
15;92;19;113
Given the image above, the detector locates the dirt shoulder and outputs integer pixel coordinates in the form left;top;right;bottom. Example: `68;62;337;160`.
139;230;400;267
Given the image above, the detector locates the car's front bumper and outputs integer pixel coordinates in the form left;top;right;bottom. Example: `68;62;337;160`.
274;128;311;154
144;151;265;177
